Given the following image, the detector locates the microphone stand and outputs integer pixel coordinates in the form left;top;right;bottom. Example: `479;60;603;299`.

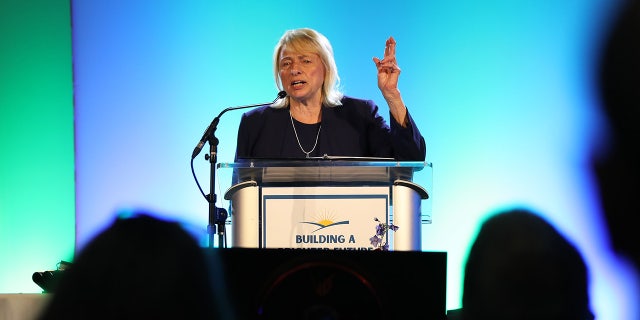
193;91;286;248
205;122;227;248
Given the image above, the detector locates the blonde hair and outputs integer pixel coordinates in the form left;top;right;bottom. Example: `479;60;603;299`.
271;28;343;108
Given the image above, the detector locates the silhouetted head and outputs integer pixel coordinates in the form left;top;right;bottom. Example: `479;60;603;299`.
38;212;230;319
462;208;593;320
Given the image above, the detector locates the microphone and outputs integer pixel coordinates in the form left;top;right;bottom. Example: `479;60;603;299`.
191;90;287;159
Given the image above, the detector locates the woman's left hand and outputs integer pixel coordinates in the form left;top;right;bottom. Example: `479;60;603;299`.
373;36;401;98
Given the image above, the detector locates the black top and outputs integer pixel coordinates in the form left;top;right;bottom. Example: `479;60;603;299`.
235;96;426;161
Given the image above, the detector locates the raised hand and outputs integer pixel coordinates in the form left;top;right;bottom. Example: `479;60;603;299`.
372;36;401;98
372;36;407;126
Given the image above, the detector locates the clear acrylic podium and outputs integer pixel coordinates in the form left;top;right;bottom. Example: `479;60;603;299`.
218;158;431;251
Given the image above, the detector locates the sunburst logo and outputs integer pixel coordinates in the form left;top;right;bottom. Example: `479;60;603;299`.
300;210;349;232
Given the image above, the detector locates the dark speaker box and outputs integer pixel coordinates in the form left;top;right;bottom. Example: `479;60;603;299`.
208;248;447;320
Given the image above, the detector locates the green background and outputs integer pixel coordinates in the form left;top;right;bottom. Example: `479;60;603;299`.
0;0;75;293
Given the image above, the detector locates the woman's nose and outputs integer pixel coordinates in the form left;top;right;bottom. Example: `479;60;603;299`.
289;67;301;75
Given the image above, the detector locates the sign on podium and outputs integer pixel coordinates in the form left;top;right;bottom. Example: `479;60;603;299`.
219;157;431;251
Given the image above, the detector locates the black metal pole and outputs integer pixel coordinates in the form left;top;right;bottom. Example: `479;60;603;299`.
206;128;227;248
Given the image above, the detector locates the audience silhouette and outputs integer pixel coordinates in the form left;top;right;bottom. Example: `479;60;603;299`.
37;211;234;320
593;0;640;270
460;208;593;320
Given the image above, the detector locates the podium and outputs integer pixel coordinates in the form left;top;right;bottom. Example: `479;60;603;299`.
219;158;431;251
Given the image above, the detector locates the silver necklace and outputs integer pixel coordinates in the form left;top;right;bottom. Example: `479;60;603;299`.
289;110;321;158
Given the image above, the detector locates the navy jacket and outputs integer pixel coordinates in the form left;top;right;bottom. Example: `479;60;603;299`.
234;96;426;161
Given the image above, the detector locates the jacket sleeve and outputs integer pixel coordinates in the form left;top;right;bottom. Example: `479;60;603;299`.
389;107;426;161
234;112;251;162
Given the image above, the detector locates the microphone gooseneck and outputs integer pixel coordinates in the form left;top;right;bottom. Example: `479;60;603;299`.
191;91;287;159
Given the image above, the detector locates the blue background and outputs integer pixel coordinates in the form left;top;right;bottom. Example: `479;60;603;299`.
1;1;637;319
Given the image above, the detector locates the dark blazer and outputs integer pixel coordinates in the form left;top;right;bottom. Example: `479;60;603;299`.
235;96;426;161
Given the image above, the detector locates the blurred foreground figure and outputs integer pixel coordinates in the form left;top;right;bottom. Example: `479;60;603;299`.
594;0;640;270
37;212;234;320
461;208;593;320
